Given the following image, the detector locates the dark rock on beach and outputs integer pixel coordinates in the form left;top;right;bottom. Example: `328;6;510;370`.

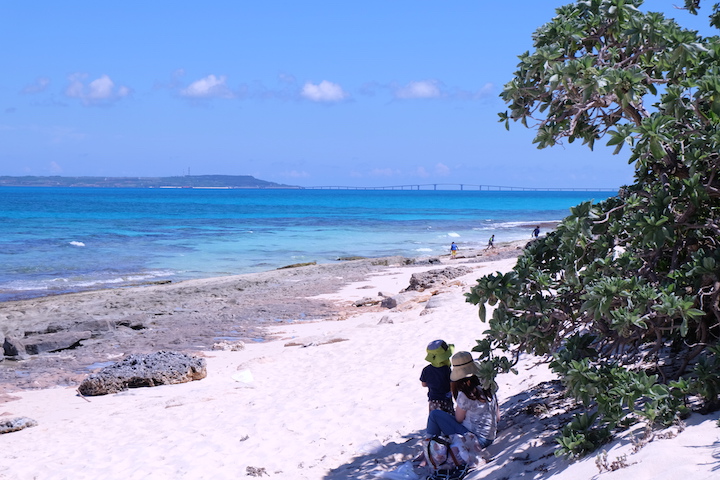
3;331;92;357
353;297;382;307
77;351;207;396
404;266;472;292
2;337;26;359
411;257;442;265
0;250;521;393
380;292;421;309
0;257;412;392
277;261;317;269
0;416;38;434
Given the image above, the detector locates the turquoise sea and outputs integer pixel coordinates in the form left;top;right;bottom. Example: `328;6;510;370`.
0;187;616;302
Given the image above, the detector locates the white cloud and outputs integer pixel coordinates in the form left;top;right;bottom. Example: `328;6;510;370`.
87;75;115;99
49;161;63;173
180;74;234;99
434;163;450;176
414;164;450;178
21;77;50;94
301;80;349;102
65;74;130;105
394;80;442;99
65;74;86;98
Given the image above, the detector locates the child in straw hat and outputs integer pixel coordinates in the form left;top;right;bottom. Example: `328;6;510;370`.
426;351;499;449
420;340;455;415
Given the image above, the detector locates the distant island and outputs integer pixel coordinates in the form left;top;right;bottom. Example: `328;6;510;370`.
0;175;298;189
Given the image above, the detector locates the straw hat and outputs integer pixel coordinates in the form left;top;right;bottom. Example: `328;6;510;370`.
425;339;454;367
449;351;483;381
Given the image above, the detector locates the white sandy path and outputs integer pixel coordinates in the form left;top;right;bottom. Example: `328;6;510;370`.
0;257;718;480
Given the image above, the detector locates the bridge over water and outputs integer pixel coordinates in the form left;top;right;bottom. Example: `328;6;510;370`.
302;183;617;191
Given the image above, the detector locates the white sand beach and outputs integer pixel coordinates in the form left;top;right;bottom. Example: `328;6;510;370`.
1;249;719;480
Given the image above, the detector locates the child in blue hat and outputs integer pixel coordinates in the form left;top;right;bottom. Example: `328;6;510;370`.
420;339;455;415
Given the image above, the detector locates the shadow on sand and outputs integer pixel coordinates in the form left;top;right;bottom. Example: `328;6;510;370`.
324;381;584;480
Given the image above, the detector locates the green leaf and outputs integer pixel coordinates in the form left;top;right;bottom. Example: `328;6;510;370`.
479;303;487;322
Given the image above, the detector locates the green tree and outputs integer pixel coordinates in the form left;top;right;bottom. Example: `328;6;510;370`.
468;0;720;457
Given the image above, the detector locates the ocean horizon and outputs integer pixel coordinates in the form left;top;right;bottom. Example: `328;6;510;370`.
0;187;616;302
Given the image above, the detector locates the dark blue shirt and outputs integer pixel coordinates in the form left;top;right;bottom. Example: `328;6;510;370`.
420;364;452;401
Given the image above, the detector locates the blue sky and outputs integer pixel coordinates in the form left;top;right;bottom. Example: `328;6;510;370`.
1;1;715;188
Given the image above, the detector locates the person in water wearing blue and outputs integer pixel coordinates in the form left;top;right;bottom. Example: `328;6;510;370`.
532;226;540;238
420;340;455;415
450;242;459;258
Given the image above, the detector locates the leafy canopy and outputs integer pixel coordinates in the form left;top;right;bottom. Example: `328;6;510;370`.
469;0;720;457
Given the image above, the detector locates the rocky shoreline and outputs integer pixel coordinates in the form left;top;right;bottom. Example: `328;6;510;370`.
2;237;717;480
0;241;526;394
